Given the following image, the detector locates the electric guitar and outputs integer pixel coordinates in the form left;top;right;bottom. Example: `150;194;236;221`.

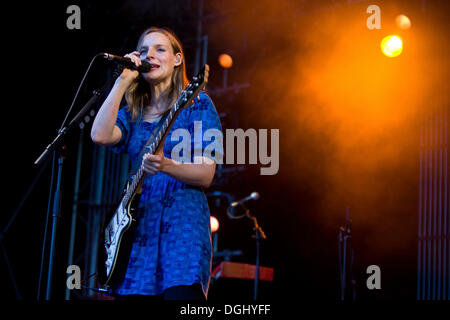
98;65;210;287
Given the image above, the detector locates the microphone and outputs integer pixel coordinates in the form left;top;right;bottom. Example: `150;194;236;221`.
101;53;151;73
230;192;260;207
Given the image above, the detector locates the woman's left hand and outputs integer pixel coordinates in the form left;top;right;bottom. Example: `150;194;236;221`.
142;151;166;175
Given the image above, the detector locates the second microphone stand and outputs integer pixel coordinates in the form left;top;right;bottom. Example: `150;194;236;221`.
236;203;267;301
338;207;356;301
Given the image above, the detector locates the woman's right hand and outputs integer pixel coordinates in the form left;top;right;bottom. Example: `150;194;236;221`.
115;51;142;89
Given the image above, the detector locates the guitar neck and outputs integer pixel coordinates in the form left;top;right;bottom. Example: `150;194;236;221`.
121;65;209;207
122;102;182;206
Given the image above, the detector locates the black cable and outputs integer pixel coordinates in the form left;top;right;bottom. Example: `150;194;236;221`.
59;53;105;131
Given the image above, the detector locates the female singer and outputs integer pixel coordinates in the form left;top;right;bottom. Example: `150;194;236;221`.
91;27;223;300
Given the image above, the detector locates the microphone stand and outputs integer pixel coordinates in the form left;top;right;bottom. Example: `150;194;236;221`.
34;66;123;300
240;204;266;301
338;207;355;301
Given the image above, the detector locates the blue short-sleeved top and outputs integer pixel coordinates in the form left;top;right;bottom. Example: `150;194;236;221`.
110;91;223;297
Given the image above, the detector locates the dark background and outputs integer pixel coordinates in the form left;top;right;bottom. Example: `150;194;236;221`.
1;0;448;304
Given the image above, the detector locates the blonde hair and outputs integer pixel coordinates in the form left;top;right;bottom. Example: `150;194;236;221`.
125;27;189;122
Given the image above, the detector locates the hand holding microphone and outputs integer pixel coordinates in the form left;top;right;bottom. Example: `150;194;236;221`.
103;52;151;72
102;52;150;89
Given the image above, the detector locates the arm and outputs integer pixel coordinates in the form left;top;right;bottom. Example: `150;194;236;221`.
91;52;141;146
90;80;127;146
142;154;216;188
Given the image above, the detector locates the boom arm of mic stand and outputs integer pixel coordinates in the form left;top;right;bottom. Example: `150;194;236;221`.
34;66;123;167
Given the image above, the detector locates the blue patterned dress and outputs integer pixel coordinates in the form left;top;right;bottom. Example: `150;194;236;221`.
110;91;223;297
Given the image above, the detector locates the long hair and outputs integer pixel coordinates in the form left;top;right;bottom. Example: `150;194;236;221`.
125;27;189;122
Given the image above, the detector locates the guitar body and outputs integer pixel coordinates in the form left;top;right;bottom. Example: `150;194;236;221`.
97;192;140;287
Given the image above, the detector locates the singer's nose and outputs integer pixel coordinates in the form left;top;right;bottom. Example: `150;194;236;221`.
146;48;156;60
139;49;152;60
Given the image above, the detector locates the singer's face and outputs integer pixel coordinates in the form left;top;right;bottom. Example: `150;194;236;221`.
138;32;181;84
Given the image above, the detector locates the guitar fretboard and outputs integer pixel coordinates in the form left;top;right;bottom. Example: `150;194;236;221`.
121;86;198;206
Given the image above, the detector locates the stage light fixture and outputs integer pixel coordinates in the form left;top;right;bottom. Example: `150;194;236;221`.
218;53;233;69
381;35;403;57
396;14;411;30
210;216;219;233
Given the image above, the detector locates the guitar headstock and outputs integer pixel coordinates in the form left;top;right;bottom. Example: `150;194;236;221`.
177;64;210;110
189;64;209;91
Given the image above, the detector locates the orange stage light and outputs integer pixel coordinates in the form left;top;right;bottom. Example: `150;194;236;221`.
218;53;233;68
396;14;411;30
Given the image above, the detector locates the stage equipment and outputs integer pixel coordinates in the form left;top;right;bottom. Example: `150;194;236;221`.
226;192;266;300
34;54;123;300
380;35;403;58
338;207;356;301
